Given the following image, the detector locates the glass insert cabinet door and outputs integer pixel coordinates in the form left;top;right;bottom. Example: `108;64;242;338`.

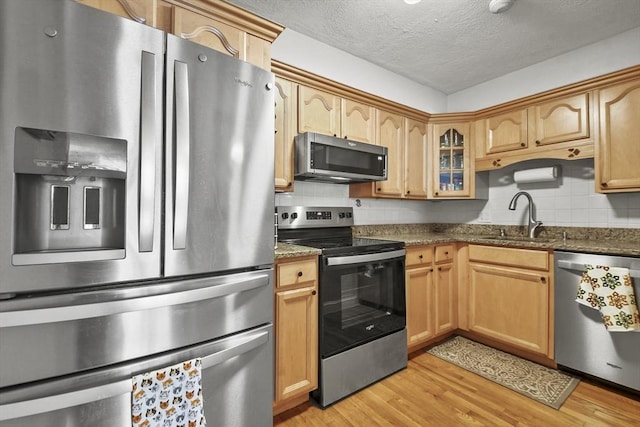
432;123;471;197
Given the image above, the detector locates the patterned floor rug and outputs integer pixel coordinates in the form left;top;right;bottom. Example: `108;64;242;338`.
427;336;580;409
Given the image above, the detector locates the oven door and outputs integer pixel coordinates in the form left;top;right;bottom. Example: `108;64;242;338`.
319;248;406;358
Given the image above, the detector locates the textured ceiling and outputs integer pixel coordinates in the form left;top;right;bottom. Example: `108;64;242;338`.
225;0;640;94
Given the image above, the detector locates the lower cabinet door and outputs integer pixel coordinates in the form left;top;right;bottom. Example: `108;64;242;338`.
406;266;434;348
468;262;549;356
275;286;318;402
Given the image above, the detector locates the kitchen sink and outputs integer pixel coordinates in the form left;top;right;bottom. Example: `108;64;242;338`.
479;236;557;243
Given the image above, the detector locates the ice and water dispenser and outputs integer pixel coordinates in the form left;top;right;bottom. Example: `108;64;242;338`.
13;127;127;264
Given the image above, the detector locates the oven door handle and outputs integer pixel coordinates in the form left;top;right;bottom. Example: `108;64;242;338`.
326;249;405;266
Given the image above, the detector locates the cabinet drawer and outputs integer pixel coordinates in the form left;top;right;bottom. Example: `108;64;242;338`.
406;246;433;267
468;245;549;271
277;258;317;289
435;245;455;263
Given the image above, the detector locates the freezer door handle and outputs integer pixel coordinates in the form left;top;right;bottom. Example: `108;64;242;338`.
0;329;269;421
138;51;157;252
557;260;640;278
0;272;270;327
173;60;190;250
201;329;269;368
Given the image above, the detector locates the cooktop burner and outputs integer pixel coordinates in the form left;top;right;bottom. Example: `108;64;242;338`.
276;206;404;256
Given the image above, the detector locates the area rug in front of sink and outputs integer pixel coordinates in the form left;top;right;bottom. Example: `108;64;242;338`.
427;336;579;409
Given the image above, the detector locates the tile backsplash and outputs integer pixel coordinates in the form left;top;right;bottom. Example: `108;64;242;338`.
275;158;640;228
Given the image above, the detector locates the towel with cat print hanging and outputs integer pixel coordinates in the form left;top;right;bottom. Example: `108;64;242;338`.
576;264;640;331
132;357;206;427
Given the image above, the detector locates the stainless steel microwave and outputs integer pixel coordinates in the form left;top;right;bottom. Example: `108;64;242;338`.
294;132;388;184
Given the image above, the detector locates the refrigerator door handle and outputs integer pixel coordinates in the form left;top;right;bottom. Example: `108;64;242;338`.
138;51;157;252
0;329;269;421
0;272;270;327
173;60;190;250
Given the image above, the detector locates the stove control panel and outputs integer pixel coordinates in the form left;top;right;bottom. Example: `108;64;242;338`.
276;206;354;229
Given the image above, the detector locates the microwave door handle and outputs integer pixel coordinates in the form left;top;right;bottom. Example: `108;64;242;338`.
138;51;157;252
173;60;190;250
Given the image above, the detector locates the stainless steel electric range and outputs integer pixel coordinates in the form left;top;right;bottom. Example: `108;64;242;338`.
277;206;408;407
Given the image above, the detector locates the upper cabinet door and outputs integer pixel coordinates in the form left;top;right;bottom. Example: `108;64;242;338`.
597;79;640;193
298;86;341;136
404;119;428;198
172;7;243;60
341;99;375;143
375;110;404;196
171;6;271;70
77;0;152;25
275;78;297;192
485;109;528;154
529;93;592;146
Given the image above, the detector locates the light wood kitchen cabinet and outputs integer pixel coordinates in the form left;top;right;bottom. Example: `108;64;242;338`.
596;78;640;193
466;245;552;358
297;86;375;143
171;6;268;69
79;0;282;70
275;77;297;192
274;256;318;414
77;0;156;25
404;119;429;198
429;121;474;198
405;244;456;352
484;109;528;155
475;92;595;170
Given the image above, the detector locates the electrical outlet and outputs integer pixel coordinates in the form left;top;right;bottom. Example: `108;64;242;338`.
478;211;492;223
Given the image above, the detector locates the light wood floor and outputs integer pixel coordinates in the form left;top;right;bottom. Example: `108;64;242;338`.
274;351;640;426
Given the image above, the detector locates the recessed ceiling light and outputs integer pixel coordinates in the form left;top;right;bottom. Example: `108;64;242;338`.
404;0;422;4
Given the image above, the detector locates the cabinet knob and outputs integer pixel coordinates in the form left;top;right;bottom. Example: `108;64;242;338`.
540;277;546;283
333;134;337;137
535;140;541;145
520;143;526;147
287;182;292;186
435;192;439;196
344;135;348;139
601;182;608;187
311;290;317;295
406;191;410;195
418;254;423;259
297;271;303;277
377;187;381;191
438;267;442;271
444;251;449;255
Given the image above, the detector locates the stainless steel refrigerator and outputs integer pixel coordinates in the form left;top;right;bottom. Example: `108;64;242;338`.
0;1;275;426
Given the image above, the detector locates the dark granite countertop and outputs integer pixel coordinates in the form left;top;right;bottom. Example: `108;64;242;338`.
275;224;640;259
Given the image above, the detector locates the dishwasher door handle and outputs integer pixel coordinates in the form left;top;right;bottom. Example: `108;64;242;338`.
556;260;640;278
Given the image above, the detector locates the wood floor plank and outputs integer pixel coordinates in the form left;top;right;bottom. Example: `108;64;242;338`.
274;351;640;426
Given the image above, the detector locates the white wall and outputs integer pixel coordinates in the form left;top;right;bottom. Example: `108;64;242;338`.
447;27;640;111
273;28;640;229
272;29;448;113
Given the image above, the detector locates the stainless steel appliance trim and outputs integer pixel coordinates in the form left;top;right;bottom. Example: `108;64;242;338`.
0;329;269;421
0;271;270;327
325;249;406;266
11;249;126;266
556;259;640;278
173;59;190;250
138;50;157;252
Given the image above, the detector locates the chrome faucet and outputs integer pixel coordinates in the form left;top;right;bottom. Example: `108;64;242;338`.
508;191;543;238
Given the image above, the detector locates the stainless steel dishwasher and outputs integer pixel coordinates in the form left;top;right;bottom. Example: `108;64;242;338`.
554;251;640;392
